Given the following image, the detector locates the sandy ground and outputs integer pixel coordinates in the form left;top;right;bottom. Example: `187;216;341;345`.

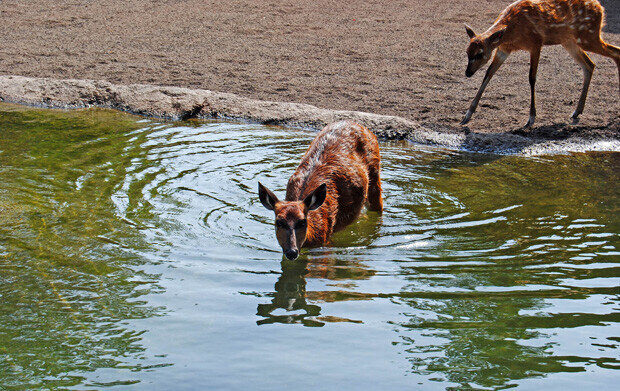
0;0;618;137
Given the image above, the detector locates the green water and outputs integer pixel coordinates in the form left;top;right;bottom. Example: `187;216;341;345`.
0;103;618;390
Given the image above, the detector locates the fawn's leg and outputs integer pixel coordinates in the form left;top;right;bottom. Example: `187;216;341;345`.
580;39;620;95
461;50;510;125
563;42;595;124
526;46;541;128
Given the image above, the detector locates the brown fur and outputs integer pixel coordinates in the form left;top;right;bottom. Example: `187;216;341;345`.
286;120;383;245
462;0;620;127
259;120;382;259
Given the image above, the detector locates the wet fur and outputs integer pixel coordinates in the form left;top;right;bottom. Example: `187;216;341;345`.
285;120;383;246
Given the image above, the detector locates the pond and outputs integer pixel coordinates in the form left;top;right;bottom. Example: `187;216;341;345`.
0;102;618;390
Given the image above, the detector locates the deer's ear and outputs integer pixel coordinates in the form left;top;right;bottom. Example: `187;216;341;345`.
489;27;507;46
258;182;278;211
465;24;476;39
303;183;327;211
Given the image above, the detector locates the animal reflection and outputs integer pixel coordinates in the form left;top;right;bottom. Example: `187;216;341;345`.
256;255;377;326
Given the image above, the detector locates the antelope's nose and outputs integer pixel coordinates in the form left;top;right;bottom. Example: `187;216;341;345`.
284;248;299;260
465;69;474;78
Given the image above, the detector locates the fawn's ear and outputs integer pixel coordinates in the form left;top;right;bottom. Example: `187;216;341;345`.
303;183;327;211
465;24;476;39
258;182;279;211
488;27;507;46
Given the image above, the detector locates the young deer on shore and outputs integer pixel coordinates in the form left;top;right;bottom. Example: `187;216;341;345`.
461;0;620;128
258;120;383;260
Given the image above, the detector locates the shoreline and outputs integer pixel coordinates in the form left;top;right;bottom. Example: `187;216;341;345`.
1;75;618;155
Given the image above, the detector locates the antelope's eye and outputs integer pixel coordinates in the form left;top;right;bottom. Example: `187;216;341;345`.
276;220;288;229
295;219;307;229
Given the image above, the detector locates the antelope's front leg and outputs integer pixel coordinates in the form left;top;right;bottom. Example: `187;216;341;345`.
461;50;509;125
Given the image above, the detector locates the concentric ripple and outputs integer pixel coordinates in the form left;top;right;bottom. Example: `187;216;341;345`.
0;103;618;390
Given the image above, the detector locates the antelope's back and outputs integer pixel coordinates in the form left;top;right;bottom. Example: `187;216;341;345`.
285;121;379;201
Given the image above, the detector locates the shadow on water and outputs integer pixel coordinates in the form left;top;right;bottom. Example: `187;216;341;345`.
0;105;170;388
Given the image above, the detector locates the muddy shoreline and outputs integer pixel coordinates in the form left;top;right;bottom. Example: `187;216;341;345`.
1;0;618;141
1;75;618;155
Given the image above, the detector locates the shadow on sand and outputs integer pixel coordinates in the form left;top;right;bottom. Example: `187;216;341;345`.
453;116;620;155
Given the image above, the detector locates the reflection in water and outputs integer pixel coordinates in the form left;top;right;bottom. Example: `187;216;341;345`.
256;148;619;388
383;149;620;388
256;256;377;326
0;105;169;388
256;262;322;326
1;103;618;390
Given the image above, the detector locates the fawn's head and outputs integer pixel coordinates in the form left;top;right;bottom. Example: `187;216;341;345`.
464;25;506;77
258;182;327;260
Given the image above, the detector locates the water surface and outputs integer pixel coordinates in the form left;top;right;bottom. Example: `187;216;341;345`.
0;103;618;390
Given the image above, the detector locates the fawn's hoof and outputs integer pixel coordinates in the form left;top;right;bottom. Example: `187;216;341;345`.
523;115;535;129
460;110;473;125
571;111;581;125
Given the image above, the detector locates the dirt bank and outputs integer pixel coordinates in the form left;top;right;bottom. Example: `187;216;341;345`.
0;0;618;133
1;75;618;155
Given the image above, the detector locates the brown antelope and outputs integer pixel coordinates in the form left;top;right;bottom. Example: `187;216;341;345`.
258;120;383;260
461;0;620;128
